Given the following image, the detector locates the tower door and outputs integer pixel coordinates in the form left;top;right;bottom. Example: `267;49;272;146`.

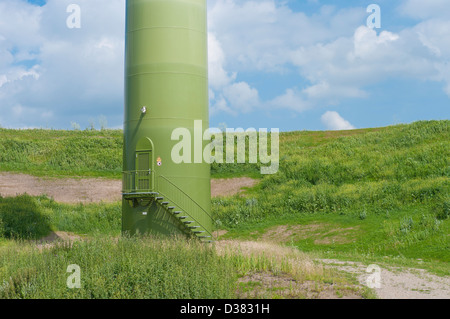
136;151;152;191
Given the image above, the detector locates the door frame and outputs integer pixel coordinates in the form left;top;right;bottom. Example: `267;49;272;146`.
135;137;155;192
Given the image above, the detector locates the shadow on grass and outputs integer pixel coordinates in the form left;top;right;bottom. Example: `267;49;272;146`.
0;194;52;240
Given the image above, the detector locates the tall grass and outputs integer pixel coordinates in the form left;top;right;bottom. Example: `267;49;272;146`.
0;121;448;181
1;121;446;298
0;237;238;299
0;129;122;178
0;195;121;239
0;195;362;299
214;121;448;219
0;195;52;240
213;177;449;227
212;121;449;263
0;234;364;299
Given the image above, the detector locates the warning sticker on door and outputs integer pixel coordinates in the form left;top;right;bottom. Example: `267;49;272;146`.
157;157;162;167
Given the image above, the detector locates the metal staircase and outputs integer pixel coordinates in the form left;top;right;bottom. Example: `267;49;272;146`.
122;170;214;243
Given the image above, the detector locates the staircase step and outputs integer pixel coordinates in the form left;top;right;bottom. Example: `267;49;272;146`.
155;197;164;201
198;236;211;239
189;226;200;229
178;216;188;220
184;221;194;224
193;231;205;234
161;202;169;205
173;211;182;215
167;206;175;210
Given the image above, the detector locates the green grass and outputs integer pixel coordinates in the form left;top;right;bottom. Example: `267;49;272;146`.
212;120;449;274
0;127;264;179
0;128;122;178
0;195;121;239
0;236;238;299
0;125;397;179
0;120;448;298
0;234;367;299
0;195;52;240
0;195;365;299
218;207;449;275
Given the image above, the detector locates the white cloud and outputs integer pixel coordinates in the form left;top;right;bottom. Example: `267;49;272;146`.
268;88;310;112
208;30;258;116
302;81;368;100
223;82;259;113
0;75;7;88
207;0;367;115
0;0;42;50
283;23;450;105
208;0;450;115
416;21;450;54
321;111;356;130
208;32;236;89
352;26;400;58
1;0;449;128
10;103;53;128
0;0;125;128
210;95;235;116
210;81;260;116
208;0;365;72
400;0;450;19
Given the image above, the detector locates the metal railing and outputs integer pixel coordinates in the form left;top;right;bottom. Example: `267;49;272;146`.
122;170;213;238
157;175;213;236
122;170;154;193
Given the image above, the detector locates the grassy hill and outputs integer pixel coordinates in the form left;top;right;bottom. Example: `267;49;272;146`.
0;120;448;298
215;121;449;271
1;121;447;180
0;128;123;178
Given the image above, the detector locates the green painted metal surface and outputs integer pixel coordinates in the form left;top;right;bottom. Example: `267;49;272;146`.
122;0;211;238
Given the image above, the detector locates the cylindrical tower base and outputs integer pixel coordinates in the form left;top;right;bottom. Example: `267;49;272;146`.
122;0;211;239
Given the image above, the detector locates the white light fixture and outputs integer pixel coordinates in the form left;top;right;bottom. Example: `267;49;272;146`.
141;106;147;114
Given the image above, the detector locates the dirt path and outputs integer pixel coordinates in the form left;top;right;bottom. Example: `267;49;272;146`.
0;172;121;204
320;259;450;299
210;177;257;197
229;224;450;299
214;231;450;299
0;172;258;203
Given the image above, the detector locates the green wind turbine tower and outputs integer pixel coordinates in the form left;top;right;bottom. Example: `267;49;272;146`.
122;0;212;241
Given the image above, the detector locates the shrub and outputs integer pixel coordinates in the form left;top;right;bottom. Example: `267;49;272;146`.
437;199;450;220
0;195;52;240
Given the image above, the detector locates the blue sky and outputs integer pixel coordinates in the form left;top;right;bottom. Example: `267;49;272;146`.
0;0;449;131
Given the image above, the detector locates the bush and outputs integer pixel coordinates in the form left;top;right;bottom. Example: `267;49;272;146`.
437;200;450;220
0;195;52;240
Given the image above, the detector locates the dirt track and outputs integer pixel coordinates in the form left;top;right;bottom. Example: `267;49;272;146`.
0;172;258;203
320;259;450;299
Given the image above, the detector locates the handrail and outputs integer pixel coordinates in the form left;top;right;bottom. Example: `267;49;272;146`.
156;174;213;237
122;170;154;193
157;174;213;220
122;170;213;239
